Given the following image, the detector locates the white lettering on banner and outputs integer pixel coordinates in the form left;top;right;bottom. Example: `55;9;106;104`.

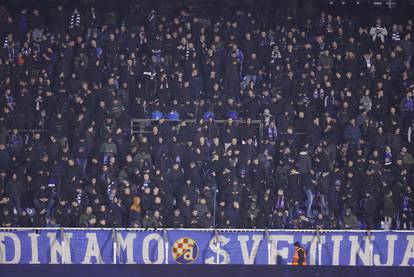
4;230;414;265
302;235;324;265
205;235;230;264
401;235;414;266
28;232;40;264
47;232;73;264
82;233;104;264
373;235;397;266
116;233;137;264
142;233;164;264
237;235;263;264
331;235;343;265
0;232;21;264
349;235;373;265
268;235;294;265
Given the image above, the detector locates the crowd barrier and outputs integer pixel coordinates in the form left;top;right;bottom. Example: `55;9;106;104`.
0;228;414;266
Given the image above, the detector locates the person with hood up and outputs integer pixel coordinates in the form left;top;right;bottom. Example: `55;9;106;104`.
342;208;358;229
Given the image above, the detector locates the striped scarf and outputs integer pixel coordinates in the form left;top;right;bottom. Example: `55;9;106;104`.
392;31;400;41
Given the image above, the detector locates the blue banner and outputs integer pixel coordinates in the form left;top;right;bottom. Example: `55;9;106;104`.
0;229;414;266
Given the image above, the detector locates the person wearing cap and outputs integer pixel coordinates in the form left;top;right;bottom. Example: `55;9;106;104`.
292;241;307;266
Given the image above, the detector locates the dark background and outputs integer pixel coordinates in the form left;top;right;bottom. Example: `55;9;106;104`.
1;264;414;277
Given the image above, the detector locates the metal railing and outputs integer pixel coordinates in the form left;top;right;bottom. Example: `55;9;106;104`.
130;118;264;139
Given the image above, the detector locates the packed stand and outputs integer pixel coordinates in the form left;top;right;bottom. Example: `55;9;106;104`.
0;1;413;230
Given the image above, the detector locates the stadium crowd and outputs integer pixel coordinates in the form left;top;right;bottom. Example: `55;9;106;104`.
0;0;413;230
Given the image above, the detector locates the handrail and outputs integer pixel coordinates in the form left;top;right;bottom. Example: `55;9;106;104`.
5;129;50;133
130;118;265;138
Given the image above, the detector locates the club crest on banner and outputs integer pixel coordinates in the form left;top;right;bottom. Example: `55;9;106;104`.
172;237;199;264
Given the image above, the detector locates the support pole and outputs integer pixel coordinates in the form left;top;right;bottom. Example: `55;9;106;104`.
112;229;117;264
265;229;271;265
60;227;65;264
213;187;218;228
215;229;220;265
317;229;322;266
367;230;373;266
163;229;169;264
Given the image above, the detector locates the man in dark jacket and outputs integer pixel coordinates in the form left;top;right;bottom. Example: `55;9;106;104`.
5;173;23;215
382;191;396;230
33;184;54;214
167;208;185;228
224;201;241;228
363;192;377;229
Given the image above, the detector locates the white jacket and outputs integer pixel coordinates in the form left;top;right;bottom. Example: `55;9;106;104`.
369;26;388;43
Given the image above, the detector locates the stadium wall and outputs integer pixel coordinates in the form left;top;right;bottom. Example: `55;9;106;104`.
0;264;414;277
0;229;414;266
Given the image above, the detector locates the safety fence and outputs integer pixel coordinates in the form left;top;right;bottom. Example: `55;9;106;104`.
0;228;413;265
130;118;264;138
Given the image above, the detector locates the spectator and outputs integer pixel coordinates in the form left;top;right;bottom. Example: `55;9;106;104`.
369;19;388;44
33;184;54;214
5;173;23;215
343;118;361;144
168;208;185;228
382;191;396;230
129;196;142;227
100;137;117;164
342;208;358;229
363;192;377;229
79;206;96;227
